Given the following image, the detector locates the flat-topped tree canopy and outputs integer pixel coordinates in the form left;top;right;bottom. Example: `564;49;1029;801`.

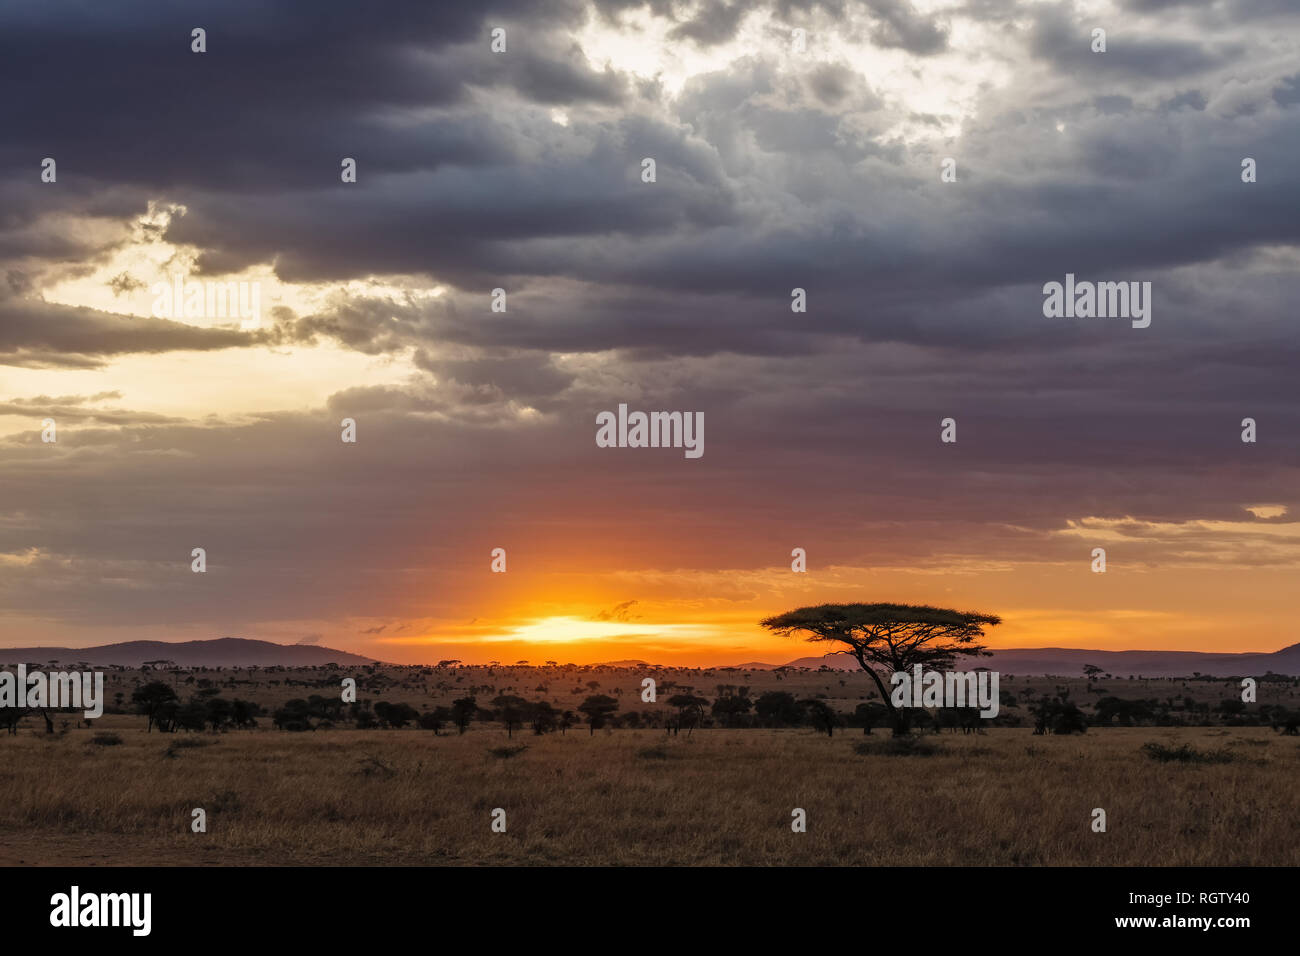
760;604;1001;734
760;603;1001;669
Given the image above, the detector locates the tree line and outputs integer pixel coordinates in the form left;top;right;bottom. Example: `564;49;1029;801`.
107;682;1300;737
5;679;1297;737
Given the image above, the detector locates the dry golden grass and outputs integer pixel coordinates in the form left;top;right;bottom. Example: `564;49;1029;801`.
1;725;1295;866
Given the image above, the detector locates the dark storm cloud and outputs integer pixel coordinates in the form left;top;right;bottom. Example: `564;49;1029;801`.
8;0;1293;322
1124;0;1300;21
0;400;184;425
169;112;742;283
0;299;253;368
4;0;1300;636
0;0;613;191
669;1;751;46
501;42;630;105
1029;4;1230;80
861;0;948;55
771;0;849;20
1274;74;1300;106
1159;89;1207;111
805;63;858;107
3;305;1297;628
1122;0;1199;10
591;0;679;21
99;39;1296;342
412;351;577;408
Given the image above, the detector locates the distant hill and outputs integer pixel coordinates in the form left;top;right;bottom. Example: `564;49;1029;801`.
0;637;375;668
773;643;1300;677
774;656;861;671
5;637;1295;676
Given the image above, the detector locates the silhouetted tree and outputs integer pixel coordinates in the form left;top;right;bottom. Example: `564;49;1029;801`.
451;696;478;734
754;690;802;727
800;699;838;737
230;698;262;728
1031;696;1088;735
530;700;558;735
854;701;889;734
760;603;1001;736
1094;696;1156;726
206;697;233;731
666;694;707;736
374;700;419;729
273;698;316;731
176;698;209;732
579;694;619;735
711;693;753;727
1270;709;1300;735
132;681;179;733
492;694;529;737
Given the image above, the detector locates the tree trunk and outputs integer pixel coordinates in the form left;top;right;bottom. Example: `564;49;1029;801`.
853;653;907;736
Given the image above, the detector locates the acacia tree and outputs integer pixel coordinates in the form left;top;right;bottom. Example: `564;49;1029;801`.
666;694;708;736
132;681;179;733
760;603;1001;736
578;694;618;735
492;695;529;737
450;696;478;734
530;700;558;735
0;704;55;734
800;699;837;737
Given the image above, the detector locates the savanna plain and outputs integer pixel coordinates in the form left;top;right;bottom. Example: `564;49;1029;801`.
1;664;1296;867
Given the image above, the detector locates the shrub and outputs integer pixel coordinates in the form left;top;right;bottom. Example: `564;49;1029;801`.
854;737;937;757
356;756;396;778
1141;742;1234;764
163;737;212;758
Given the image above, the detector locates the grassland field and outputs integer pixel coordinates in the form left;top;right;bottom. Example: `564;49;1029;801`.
1;724;1296;866
2;664;1296;866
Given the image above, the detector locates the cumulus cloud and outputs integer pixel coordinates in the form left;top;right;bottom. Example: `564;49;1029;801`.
0;299;256;368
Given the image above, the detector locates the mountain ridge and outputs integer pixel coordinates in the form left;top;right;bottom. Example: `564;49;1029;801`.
0;637;375;668
4;638;1296;676
770;642;1300;677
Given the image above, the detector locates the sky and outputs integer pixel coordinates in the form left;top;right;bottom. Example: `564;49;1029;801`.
1;0;1298;666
